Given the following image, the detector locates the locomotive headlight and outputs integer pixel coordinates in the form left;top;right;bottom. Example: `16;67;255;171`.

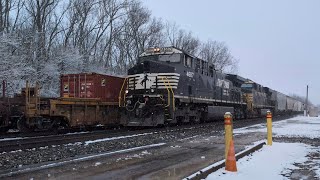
125;90;129;94
150;88;155;93
154;48;160;52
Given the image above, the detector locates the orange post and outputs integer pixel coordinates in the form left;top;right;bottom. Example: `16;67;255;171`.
266;111;273;145
224;112;233;160
225;139;237;172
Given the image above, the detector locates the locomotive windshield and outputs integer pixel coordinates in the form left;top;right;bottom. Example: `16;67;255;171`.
241;83;253;89
139;53;181;63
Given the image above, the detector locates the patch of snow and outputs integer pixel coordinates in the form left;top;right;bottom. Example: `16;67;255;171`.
7;129;19;133
179;135;200;141
185;141;266;180
141;150;151;155
0;137;24;142
0;132;90;143
9;149;22;153
170;145;181;148
63;142;82;146
116;150;152;162
234;116;320;139
66;131;90;135
205;142;315;180
94;162;101;166
85;132;155;145
39;146;49;150
201;156;205;159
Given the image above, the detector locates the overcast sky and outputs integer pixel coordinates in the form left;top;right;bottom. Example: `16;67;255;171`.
142;0;320;105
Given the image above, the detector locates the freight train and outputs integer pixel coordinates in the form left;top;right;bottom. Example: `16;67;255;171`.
120;47;305;126
0;46;305;132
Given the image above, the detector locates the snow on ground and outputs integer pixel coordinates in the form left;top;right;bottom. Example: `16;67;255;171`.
0;137;24;141
0;131;89;142
115;150;152;162
206;142;318;180
84;132;155;145
203;116;320;179
234;116;320;138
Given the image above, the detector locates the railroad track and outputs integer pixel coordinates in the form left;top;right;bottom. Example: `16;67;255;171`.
0;122;220;152
0;114;296;153
0;130;119;152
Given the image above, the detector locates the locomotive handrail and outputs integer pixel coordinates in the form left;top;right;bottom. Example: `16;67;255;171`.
165;76;175;111
161;77;171;108
118;77;128;107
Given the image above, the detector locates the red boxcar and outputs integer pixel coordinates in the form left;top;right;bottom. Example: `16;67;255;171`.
60;73;125;102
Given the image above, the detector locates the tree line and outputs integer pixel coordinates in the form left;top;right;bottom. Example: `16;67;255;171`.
0;0;238;96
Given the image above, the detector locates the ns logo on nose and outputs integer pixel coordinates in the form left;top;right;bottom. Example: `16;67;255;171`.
140;74;149;86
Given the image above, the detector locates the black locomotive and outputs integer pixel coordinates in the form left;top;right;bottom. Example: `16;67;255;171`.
121;47;248;126
120;47;304;126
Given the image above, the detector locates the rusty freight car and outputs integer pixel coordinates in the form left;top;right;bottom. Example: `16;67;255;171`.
17;73;127;132
60;72;124;102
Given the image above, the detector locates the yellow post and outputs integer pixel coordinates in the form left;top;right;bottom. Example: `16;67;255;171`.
224;112;233;160
266;111;273;145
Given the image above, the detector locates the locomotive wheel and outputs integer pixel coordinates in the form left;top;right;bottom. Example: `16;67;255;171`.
190;116;200;124
53;119;70;133
17;117;33;133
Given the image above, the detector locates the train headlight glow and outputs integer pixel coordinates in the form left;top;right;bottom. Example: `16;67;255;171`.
125;90;129;94
154;48;160;52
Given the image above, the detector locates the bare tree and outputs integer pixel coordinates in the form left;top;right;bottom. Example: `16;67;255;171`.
165;21;200;54
199;40;238;73
0;0;240;96
0;0;13;33
0;1;3;33
112;0;164;71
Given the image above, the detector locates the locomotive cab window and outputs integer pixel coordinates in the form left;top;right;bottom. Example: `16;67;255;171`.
203;61;208;76
241;83;253;90
209;65;214;77
184;55;193;68
195;59;200;73
158;54;181;63
200;60;204;74
187;56;193;68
